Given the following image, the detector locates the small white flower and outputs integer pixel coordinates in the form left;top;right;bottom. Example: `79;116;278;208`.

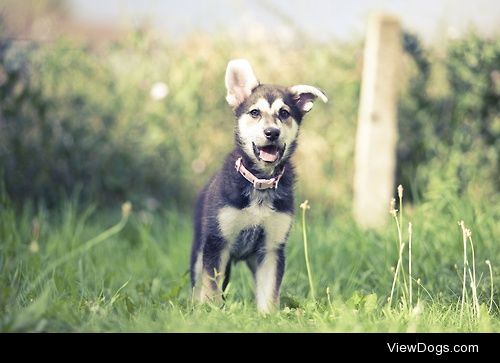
150;82;169;101
300;200;310;210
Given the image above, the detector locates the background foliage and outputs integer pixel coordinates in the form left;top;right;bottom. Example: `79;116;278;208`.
1;24;498;210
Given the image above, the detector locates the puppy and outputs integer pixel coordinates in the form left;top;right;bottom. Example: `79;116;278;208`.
190;59;327;313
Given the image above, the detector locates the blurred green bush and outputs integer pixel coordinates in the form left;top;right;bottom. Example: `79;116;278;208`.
0;27;498;210
398;31;499;203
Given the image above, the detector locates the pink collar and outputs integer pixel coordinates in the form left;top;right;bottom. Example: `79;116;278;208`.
235;157;285;190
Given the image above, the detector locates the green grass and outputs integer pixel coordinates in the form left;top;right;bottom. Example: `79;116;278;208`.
0;190;498;332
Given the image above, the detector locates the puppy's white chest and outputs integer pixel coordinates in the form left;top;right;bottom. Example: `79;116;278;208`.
218;201;292;249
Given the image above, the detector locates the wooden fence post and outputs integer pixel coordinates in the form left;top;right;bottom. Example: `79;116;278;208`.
353;13;402;228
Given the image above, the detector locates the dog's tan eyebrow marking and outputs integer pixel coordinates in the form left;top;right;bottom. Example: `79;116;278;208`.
248;98;271;113
271;99;288;113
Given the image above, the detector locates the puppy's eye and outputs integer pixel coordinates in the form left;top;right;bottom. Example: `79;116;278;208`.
279;109;290;119
249;109;261;118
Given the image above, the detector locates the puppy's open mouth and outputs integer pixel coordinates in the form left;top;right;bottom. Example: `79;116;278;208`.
252;143;286;163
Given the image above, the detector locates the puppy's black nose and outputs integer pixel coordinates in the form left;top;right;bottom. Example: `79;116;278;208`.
264;127;280;141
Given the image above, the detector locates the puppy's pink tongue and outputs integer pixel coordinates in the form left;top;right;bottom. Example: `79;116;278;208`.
259;147;279;162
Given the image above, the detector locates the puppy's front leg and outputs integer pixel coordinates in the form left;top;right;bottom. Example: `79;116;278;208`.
194;238;230;306
255;245;285;314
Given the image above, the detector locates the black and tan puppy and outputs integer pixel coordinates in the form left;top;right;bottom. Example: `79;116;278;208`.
190;59;327;313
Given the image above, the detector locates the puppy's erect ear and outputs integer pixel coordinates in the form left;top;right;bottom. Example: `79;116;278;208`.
289;85;328;113
225;59;259;108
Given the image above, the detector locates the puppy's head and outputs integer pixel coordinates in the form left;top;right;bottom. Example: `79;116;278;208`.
225;59;327;174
